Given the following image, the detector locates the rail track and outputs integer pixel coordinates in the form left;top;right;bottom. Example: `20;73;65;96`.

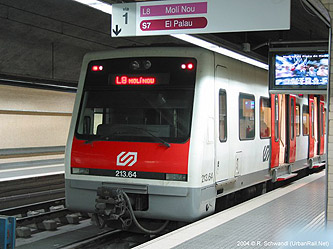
1;174;156;248
0;173;65;210
62;229;155;249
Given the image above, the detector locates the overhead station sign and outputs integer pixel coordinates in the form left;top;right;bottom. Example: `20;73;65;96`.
111;0;290;37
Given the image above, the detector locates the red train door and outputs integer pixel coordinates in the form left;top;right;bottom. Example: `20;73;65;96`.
271;94;280;168
288;95;296;163
308;95;315;158
318;96;325;155
279;95;286;165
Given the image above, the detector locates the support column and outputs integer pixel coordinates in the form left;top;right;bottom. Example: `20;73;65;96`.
321;0;333;229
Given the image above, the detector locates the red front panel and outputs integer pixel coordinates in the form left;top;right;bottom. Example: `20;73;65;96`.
271;94;280;168
71;137;190;178
308;95;314;158
288;95;296;163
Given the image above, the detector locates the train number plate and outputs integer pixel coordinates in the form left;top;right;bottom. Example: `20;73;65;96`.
115;170;137;178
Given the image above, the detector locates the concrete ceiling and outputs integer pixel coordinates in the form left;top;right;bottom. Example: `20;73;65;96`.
0;0;330;90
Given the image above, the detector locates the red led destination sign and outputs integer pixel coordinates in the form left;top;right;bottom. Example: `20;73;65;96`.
115;75;156;85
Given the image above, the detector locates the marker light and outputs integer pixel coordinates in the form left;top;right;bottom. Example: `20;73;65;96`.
92;65;103;71
187;63;194;70
181;63;194;70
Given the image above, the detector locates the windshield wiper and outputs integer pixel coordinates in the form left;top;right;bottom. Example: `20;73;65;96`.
135;127;171;148
84;135;110;144
112;126;171;148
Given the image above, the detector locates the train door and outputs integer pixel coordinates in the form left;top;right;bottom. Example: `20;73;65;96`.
271;94;296;167
318;96;325;155
279;95;286;165
287;95;296;163
270;94;280;168
313;96;318;156
308;95;315;158
214;66;230;182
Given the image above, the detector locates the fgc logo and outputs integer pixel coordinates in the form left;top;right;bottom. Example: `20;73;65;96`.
116;152;138;167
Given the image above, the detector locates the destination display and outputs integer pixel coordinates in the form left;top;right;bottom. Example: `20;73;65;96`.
114;75;156;85
109;74;170;86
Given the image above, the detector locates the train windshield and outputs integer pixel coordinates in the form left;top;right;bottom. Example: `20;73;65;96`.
75;57;196;144
76;89;193;143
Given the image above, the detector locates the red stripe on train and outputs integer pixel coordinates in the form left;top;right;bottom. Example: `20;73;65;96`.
71;137;190;174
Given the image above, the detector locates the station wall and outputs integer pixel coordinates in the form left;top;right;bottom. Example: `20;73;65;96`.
0;85;75;150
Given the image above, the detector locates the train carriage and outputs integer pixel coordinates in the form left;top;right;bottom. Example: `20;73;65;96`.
65;47;325;233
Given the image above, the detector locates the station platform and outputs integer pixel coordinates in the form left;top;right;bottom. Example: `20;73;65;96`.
136;170;332;249
0;154;64;182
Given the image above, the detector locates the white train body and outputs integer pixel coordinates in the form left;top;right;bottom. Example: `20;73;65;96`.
65;47;325;225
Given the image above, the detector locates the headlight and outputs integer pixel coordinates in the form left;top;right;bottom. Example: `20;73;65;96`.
166;174;187;181
72;168;90;175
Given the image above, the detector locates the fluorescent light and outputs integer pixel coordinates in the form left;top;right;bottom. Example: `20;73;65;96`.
171;34;268;70
73;0;112;14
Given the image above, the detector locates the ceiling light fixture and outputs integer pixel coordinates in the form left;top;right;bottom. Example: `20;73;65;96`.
73;0;112;14
171;34;268;70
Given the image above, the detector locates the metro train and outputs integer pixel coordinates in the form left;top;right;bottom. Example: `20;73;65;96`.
65;47;326;233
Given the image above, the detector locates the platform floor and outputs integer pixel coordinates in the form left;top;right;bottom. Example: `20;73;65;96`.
137;171;332;249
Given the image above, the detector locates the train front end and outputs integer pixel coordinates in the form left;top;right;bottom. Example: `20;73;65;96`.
65;48;215;231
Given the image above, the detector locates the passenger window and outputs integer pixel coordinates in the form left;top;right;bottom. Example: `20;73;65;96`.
324;108;326;135
219;89;227;142
303;105;309;136
296;104;300;136
260;97;271;139
239;93;255;140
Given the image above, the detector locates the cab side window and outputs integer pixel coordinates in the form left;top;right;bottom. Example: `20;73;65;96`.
303;105;309;136
219;89;227;142
296;104;300;136
260;97;271;139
